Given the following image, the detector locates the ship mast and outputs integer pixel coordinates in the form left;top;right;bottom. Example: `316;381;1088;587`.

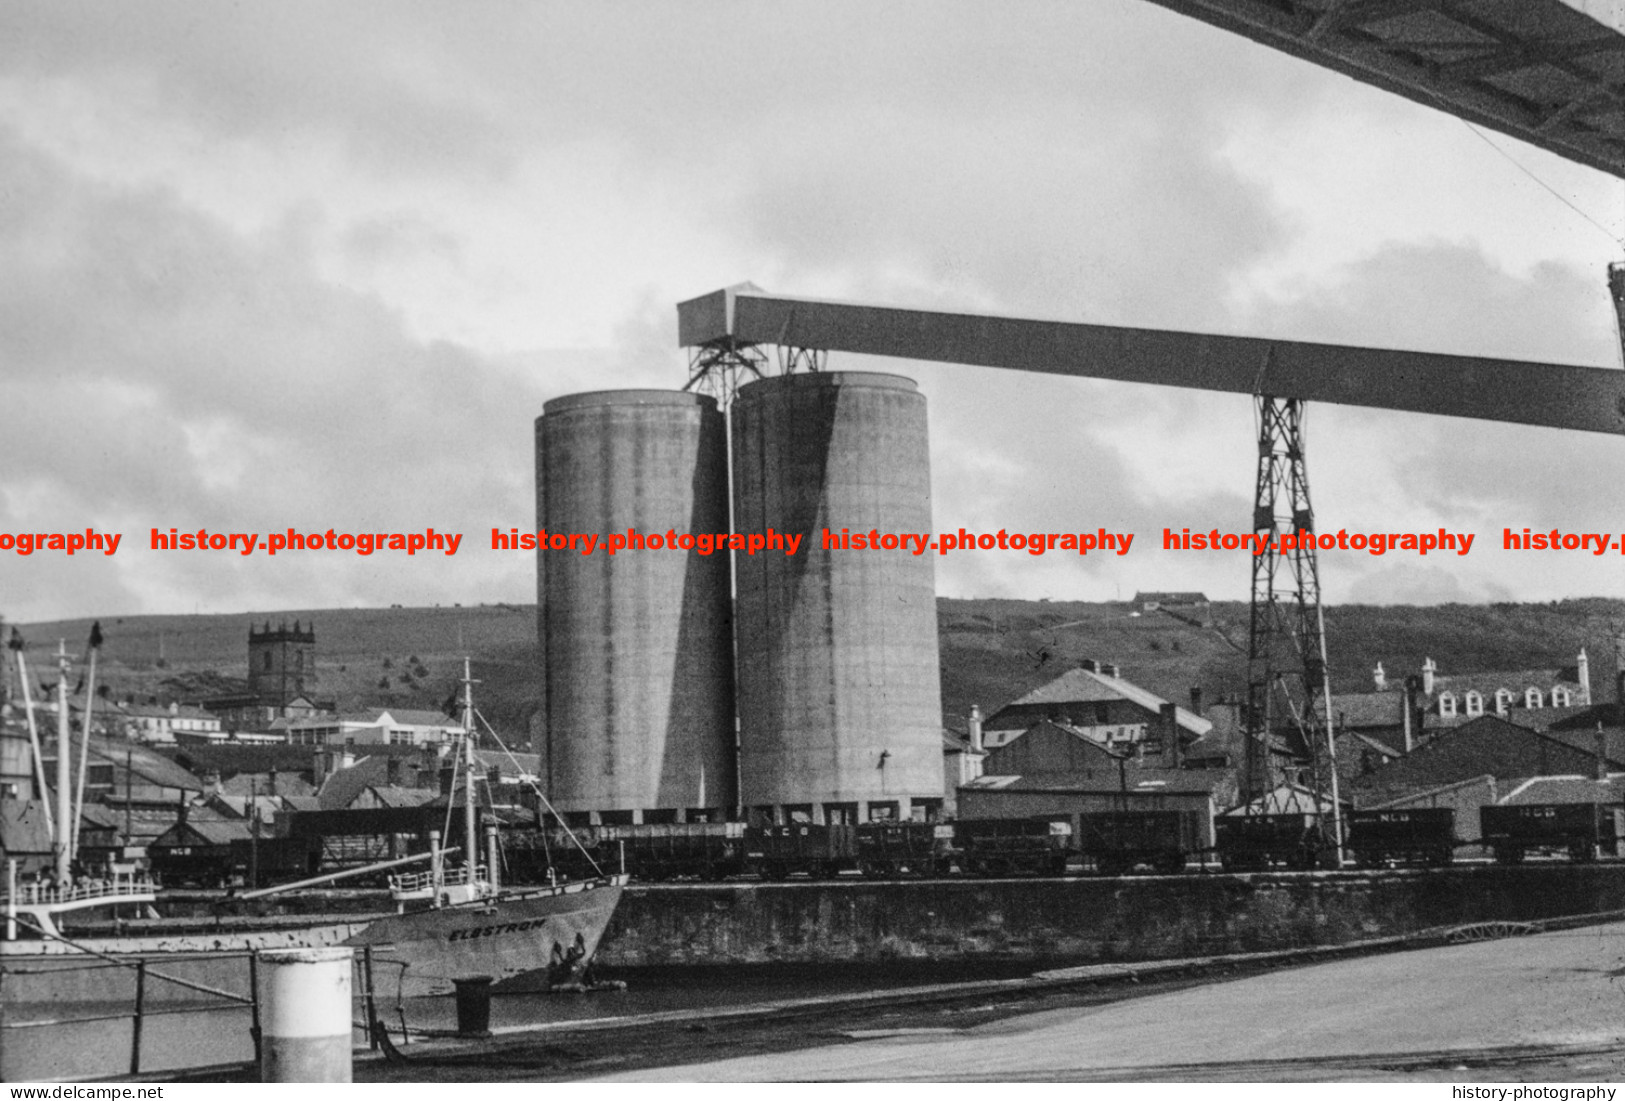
54;641;71;886
462;657;478;881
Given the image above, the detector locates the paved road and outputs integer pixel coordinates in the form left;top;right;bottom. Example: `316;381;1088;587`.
597;923;1625;1081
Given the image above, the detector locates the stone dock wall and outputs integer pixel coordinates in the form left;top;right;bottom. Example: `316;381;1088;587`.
597;865;1625;967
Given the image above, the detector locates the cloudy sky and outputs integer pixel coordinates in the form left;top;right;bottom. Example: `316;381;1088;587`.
4;1;1625;624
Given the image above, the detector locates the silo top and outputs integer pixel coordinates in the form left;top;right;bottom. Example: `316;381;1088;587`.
542;389;719;416
735;371;918;401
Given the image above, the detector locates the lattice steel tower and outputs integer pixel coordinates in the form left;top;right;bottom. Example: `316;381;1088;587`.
1244;393;1342;853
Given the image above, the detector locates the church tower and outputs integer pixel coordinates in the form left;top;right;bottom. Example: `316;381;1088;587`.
248;620;317;712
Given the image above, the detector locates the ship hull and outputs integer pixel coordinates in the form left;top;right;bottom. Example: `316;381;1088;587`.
0;875;625;1000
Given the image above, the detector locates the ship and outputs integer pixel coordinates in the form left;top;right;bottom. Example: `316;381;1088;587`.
1;637;627;1000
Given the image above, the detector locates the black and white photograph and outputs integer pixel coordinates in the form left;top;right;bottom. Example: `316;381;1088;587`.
7;0;1625;1088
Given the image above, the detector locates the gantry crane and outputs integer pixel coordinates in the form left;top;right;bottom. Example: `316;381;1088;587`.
679;283;1625;856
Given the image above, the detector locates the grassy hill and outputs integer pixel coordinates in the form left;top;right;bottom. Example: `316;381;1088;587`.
14;597;1625;741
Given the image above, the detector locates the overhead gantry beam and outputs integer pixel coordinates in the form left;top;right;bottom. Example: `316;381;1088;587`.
1136;0;1625;180
677;285;1625;436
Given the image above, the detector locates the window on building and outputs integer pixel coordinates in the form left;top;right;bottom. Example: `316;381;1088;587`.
866;801;899;822
1525;688;1543;709
598;809;634;826
1464;691;1483;717
911;798;944;823
1438;692;1457;717
783;804;813;824
263;651;272;670
1495;689;1514;714
1552;686;1572;707
642;808;678;825
823;802;859;825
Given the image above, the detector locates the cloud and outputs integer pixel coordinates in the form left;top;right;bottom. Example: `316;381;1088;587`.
0;128;570;620
2;1;1622;623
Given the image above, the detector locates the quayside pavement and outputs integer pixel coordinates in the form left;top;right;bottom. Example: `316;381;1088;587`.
592;920;1625;1082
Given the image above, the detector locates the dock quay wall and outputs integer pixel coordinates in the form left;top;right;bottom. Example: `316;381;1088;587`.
595;865;1625;967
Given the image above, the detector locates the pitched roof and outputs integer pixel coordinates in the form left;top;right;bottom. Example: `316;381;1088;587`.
1433;669;1582;696
84;737;206;791
1316;691;1404;729
316;755;390;810
1346;713;1625;805
471;749;540;777
166;744;321;779
187;819;255;846
329;708;460;728
1498;775;1625;805
0;800;52;854
993;667;1212;736
1366;774;1498;810
218;771;316;798
962;767;1225;796
368;785;439;808
1504;705;1593;731
1349;732;1403;758
1541;724;1625;764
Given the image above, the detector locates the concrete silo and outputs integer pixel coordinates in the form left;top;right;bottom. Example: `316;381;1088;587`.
535;390;735;823
731;372;945;824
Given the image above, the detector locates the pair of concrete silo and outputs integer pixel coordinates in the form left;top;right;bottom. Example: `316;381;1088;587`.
534;372;943;825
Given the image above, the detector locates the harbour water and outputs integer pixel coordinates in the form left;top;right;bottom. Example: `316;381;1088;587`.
4;958;1043;1082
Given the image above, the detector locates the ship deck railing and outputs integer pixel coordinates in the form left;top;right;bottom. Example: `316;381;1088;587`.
388;865;472;894
2;874;159;910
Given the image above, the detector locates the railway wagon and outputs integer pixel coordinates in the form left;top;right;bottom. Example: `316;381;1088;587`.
1077;810;1200;876
147;836;321;888
854;821;952;877
745;823;859;879
1215;814;1330;871
1346;808;1456;867
1480;803;1617;864
504;822;746;882
593;822;748;880
146;842;239;888
952;817;1072;876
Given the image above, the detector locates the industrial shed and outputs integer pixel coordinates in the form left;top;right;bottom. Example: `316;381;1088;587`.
957;773;1219;850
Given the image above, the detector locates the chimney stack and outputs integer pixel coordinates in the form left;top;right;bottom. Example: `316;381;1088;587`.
1402;675;1420;753
1373;662;1386;690
1161;702;1182;768
967;705;984;753
1081;660;1097;673
1422;658;1437;696
1188;687;1203;717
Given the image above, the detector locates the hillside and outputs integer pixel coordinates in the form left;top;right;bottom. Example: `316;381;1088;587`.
13;597;1625;742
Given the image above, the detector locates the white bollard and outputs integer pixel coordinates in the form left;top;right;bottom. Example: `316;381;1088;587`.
256;946;353;1082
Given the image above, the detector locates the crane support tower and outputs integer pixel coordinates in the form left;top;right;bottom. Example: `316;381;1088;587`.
1244;394;1342;855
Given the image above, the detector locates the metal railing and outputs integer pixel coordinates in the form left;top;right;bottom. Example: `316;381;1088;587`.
2;874;158;908
2;922;391;1081
389;865;474;893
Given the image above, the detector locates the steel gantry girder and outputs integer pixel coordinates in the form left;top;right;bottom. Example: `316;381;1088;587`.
678;285;1625;434
1137;0;1625;180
